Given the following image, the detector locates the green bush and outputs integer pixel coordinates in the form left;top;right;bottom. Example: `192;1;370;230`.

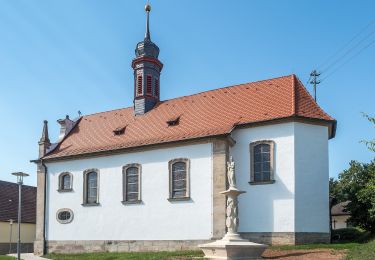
331;228;367;242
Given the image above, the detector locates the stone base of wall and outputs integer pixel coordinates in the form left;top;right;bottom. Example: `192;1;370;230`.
45;233;330;254
240;232;330;245
46;240;211;254
0;243;34;255
295;232;330;245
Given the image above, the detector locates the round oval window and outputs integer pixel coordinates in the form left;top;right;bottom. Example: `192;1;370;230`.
56;209;73;224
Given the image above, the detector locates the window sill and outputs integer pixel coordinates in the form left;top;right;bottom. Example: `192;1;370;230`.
249;180;275;185
121;200;142;205
168;197;191;202
81;203;100;207
57;189;73;193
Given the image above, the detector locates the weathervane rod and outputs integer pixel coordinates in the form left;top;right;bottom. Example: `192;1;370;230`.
145;2;151;41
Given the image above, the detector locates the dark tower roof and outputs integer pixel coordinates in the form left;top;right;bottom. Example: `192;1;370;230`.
135;4;160;59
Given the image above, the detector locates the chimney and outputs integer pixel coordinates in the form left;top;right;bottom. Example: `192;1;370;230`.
57;115;75;142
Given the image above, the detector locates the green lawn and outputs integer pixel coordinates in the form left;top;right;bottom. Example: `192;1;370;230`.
0;256;16;260
346;239;375;260
45;250;204;260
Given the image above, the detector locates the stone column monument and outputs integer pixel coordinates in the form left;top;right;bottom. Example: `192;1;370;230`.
199;157;268;259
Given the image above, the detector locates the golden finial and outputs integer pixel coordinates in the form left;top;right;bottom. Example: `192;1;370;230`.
145;3;151;12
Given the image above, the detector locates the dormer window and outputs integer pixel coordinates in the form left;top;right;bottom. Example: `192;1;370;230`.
113;126;126;136
167;116;180;126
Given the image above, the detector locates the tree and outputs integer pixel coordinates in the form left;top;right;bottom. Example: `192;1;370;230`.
361;113;375;152
329;113;375;233
337;160;375;233
329;177;347;203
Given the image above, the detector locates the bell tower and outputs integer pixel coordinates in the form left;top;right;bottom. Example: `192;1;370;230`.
132;4;163;115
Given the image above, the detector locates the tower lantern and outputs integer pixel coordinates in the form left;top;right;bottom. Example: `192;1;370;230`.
132;3;163;115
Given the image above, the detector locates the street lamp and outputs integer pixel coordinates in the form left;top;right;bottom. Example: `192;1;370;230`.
9;219;13;254
11;172;29;260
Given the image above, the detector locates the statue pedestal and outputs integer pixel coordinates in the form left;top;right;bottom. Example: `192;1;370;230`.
199;239;268;260
199;187;268;259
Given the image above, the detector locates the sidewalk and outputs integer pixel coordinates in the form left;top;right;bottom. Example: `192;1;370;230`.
7;253;49;260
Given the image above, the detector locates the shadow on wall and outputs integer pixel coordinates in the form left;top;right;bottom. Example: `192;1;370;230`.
0;243;34;255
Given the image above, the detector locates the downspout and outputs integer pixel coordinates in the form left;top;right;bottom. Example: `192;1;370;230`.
41;159;48;254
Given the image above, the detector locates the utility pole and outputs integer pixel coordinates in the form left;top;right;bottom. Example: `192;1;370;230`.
309;70;321;102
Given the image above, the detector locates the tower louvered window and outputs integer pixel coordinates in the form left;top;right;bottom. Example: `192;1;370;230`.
137;75;143;95
146;75;152;95
155;78;159;97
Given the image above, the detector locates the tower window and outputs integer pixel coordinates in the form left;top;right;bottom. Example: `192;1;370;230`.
155;78;159;97
146;75;152;95
137;75;143;95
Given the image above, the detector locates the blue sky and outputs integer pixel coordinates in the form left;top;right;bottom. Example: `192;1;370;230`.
0;0;374;186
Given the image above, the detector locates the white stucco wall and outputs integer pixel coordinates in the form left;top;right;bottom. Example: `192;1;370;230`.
332;215;350;230
45;143;213;241
294;122;329;233
230;122;330;234
230;123;296;232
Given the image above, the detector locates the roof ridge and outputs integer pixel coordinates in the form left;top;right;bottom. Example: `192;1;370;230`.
291;74;297;115
0;180;36;188
82;74;295;118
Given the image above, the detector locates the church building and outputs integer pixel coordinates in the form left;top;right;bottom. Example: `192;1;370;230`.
33;4;336;255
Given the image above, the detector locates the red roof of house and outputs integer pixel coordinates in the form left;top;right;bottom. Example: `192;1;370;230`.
0;181;36;224
43;75;335;160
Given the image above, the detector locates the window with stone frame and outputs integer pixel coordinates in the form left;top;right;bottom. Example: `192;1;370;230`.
168;158;190;200
250;141;275;184
58;172;73;192
56;208;74;224
83;169;99;205
122;164;141;204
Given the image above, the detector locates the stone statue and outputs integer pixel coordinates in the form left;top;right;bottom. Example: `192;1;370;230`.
227;156;236;188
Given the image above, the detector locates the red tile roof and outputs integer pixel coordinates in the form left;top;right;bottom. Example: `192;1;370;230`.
0;181;36;223
44;75;335;160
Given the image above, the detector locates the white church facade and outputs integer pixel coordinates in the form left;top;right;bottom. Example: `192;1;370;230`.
33;5;336;255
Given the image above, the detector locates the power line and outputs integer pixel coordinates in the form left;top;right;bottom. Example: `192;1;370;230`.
321;36;375;81
318;19;375;71
320;28;375;73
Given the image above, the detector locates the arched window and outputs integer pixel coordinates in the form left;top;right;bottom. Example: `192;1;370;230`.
169;158;190;200
122;164;141;204
250;141;275;184
83;169;99;205
58;172;72;192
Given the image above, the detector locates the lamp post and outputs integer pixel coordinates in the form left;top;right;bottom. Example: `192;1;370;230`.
9;219;13;254
11;172;29;260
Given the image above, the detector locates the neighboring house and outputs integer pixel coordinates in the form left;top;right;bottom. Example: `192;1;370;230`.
32;5;337;255
331;201;351;230
0;180;36;254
